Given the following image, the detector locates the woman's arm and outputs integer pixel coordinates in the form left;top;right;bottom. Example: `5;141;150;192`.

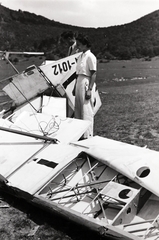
89;70;96;90
85;70;96;100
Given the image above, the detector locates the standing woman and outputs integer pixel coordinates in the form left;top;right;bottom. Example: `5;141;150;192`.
74;34;97;139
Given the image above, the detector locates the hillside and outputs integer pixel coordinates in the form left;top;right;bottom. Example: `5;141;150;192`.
0;4;159;59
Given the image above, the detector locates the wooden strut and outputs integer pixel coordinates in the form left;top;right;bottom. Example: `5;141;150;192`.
124;219;155;227
128;226;157;234
144;215;159;238
10;80;38;113
47;178;111;197
50;161;99;204
3;54;19;74
0;126;58;143
36;158;87;196
87;156;108;223
50;189;95;201
6;144;49;179
3;53;40;113
45;158;88;198
38;68;62;97
123;215;159;237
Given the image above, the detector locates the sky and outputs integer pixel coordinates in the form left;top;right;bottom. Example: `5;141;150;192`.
1;0;159;28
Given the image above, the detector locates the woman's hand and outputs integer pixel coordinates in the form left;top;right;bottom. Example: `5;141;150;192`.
85;89;92;100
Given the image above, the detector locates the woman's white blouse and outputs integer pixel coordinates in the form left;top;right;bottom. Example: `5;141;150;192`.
76;50;97;77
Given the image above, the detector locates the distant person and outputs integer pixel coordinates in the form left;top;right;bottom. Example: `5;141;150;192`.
59;31;79;56
74;33;97;139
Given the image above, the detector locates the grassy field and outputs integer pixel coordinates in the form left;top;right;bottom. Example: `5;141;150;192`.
95;58;159;151
0;55;45;81
0;57;159;239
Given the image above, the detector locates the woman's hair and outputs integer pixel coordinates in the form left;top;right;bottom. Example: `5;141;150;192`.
76;34;91;48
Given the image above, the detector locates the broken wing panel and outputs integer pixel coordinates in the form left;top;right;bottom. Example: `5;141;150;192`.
75;136;159;197
3;65;49;106
0;119;44;178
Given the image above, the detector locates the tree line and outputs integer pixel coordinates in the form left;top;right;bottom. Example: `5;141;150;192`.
0;4;159;60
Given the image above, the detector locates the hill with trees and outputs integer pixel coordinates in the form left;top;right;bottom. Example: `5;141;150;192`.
0;4;159;60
